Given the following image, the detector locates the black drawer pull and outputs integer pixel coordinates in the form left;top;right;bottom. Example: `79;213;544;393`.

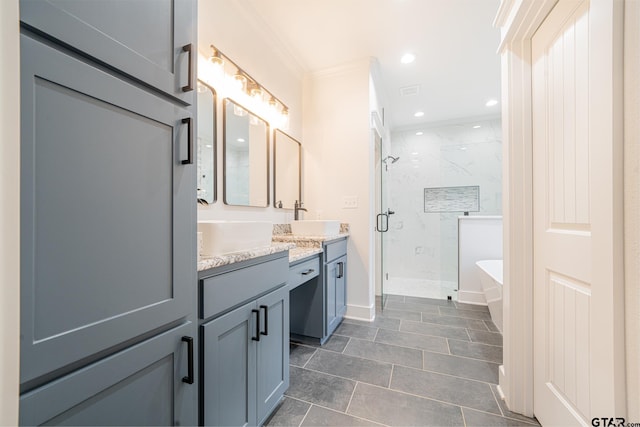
181;117;193;165
182;43;194;92
252;309;260;341
259;305;269;336
337;262;344;279
181;336;194;384
301;269;315;276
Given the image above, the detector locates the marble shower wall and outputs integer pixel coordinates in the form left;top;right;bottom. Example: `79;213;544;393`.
386;118;502;284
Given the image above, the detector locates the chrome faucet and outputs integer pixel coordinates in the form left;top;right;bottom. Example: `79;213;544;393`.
294;200;307;220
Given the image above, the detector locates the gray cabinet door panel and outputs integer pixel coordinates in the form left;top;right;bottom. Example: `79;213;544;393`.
20;321;196;426
20;34;195;384
335;256;347;318
20;0;195;104
202;302;257;427
326;260;338;333
256;286;289;424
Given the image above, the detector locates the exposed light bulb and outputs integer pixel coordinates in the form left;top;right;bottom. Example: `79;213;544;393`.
280;108;290;131
233;73;247;92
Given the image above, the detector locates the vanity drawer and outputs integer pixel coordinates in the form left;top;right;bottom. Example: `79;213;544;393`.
288;256;320;290
325;239;347;263
200;256;288;320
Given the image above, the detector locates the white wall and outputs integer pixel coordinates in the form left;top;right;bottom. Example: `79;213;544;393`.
197;0;304;223
303;58;377;320
387;118;502;284
624;1;640;419
0;0;20;423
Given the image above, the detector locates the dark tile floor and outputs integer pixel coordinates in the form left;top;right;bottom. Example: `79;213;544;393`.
265;294;540;427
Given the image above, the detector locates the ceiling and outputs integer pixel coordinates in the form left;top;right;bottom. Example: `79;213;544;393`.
245;0;502;131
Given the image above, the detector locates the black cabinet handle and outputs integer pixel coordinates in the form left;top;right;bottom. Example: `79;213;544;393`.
337;262;344;279
252;309;260;341
182;43;194;92
181;336;194;384
260;305;269;336
181;117;193;165
301;269;315;276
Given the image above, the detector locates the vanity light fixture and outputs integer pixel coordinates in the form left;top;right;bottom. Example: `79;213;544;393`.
485;99;498;107
200;44;290;129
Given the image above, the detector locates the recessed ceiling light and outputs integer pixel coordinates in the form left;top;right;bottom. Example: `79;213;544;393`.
473;125;481;129
459;147;468;151
401;53;416;64
414;111;424;118
411;151;419;155
485;99;498;107
237;138;245;142
415;131;424;136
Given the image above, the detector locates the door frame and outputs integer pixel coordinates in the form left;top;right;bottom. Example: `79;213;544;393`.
494;0;627;417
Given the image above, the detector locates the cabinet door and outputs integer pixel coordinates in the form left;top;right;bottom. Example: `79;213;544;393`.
202;302;257;427
325;259;339;335
20;34;195;385
20;0;195;104
20;322;196;426
255;286;290;425
335;256;347;318
326;256;347;335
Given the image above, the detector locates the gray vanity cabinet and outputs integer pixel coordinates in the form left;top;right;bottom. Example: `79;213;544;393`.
20;0;196;104
289;239;347;345
200;255;289;426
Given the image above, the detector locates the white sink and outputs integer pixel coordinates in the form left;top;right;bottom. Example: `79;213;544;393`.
290;220;340;236
197;220;272;256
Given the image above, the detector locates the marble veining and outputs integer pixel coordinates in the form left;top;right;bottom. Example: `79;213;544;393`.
272;223;292;235
387;118;502;285
197;243;295;271
289;247;323;263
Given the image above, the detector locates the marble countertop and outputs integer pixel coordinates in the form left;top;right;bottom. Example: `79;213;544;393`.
271;233;349;248
197;243;295;271
289;246;323;263
197;232;349;272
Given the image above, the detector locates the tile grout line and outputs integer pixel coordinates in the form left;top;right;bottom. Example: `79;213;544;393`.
297;403;313;427
461;405;468;427
344;381;358;414
392;364;501;387
388;364;395;388
446;338;452;355
301;348;318;369
489;384;506;417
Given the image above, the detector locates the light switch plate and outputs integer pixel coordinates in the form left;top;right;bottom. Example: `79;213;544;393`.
343;196;358;209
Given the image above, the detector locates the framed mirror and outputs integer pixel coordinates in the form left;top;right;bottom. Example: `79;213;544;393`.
197;80;216;204
223;98;269;207
274;130;301;209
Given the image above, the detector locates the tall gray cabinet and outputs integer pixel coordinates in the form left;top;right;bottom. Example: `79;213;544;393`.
19;1;197;425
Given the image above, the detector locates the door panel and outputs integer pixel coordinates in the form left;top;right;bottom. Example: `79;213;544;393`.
202;302;257;427
532;0;625;423
256;286;289;424
19;322;196;426
20;0;195;104
20;34;194;384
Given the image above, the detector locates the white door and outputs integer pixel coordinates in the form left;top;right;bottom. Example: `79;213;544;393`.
532;0;625;425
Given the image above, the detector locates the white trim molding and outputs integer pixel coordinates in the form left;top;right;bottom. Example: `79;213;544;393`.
495;0;558;417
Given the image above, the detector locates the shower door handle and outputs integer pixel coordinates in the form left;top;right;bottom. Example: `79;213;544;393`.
376;213;389;232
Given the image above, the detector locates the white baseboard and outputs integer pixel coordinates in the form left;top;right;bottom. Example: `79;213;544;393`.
457;290;488;305
345;303;375;321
